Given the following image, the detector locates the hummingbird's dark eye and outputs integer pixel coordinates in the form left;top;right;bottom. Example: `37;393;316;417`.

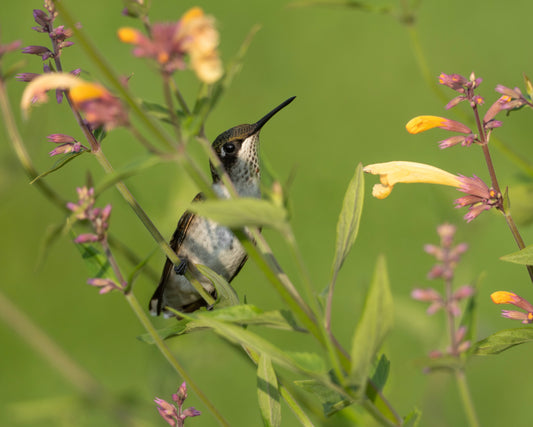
223;142;236;154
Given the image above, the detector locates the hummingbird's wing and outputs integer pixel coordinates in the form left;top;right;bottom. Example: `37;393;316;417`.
149;192;206;315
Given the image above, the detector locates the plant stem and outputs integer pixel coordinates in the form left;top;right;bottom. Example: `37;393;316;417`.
124;291;230;426
92;149;215;305
0;77;66;208
455;369;480;427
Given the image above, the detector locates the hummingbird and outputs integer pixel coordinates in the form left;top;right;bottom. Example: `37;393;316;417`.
150;96;296;317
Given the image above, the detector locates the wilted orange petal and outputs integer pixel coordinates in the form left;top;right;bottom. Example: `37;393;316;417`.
181;7;204;23
21;72;81;117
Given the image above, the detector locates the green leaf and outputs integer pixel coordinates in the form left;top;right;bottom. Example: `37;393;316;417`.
195;264;239;309
257;354;281;427
331;163;365;277
137;305;304;343
188;198;289;233
524;74;533;99
500;245;533;265
349;255;393;391
293;378;354;417
403;408;422;427
29;151;86;184
194;314;333;385
473;327;533;355
369;354;390;393
73;242;113;279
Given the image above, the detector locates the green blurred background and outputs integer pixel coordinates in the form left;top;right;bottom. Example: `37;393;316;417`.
2;0;533;425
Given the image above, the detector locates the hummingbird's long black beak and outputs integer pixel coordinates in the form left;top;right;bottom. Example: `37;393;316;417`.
251;96;296;134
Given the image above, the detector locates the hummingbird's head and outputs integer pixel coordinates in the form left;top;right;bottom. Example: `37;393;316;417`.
210;96;295;196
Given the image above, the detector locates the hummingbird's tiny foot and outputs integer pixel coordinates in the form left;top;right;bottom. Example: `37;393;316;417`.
174;259;188;275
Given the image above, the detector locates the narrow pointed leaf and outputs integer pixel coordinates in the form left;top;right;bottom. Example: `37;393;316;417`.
188;198;289;233
473;327;533;355
137;305;304;343
257;354;281;427
331;163;365;276
500;245;533;265
195;314;335;387
293;379;354;417
73;242;113;279
196;264;239;308
29;151;86;184
403;408;422;427
349;255;393;390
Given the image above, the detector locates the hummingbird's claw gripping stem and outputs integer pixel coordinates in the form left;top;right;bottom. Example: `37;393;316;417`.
174;259;188;275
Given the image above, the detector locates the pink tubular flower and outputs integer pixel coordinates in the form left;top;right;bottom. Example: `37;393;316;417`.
118;7;222;83
454;175;500;222
491;291;533;324
87;278;122;294
154;383;201;426
69;82;129;130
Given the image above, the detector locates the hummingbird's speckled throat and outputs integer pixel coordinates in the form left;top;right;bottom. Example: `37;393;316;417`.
150;96;296;317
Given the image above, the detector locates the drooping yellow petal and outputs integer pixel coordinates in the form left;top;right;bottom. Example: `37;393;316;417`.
21;72;81;117
363;161;463;199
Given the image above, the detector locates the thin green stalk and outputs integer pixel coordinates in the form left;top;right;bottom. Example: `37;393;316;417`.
0;290;101;397
455;369;480;427
285;231;345;384
54;1;176;152
92;149;215;305
124;291;230;427
0;77;66;208
279;385;315;427
162;72;183;143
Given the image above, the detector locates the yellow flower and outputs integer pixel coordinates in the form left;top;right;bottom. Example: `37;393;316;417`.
363;161;463;199
117;27;143;44
406;115;471;135
179;7;223;84
69;82;109;105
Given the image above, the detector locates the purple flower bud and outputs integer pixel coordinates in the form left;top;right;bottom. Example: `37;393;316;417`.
495;84;522;98
438;135;466;149
87;278;122;294
48;133;77;143
439;73;468;92
411;287;441;302
15;72;41;82
181;407;201;419
22;45;53;60
33;9;50;27
0;40;22;57
74;233;99;244
445;95;466;110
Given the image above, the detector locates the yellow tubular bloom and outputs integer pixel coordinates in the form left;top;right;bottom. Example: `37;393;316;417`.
117;27;142;44
363;161;463;199
406;115;447;134
491;291;518;305
69;83;109;105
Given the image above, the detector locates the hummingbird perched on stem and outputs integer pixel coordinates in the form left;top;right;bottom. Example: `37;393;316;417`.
150;96;296;317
